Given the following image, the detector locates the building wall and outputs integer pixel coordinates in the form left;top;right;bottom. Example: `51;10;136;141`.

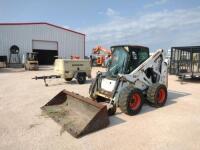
0;24;85;61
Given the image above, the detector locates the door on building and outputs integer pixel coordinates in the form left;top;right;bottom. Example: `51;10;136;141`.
32;40;58;65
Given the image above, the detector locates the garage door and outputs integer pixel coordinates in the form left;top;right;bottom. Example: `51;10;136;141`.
32;40;58;65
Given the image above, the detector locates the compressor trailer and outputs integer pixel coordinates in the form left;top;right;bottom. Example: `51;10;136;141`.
33;59;91;86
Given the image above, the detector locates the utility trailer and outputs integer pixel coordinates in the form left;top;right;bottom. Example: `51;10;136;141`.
169;46;200;78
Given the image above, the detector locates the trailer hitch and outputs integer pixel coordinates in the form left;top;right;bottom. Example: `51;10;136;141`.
32;75;61;86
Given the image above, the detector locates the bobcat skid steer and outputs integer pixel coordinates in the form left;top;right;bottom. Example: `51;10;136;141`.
41;45;168;138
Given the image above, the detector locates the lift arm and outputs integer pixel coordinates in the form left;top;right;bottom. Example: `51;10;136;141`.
120;49;168;87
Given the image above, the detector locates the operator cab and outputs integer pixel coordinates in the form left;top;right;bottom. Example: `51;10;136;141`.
107;45;149;77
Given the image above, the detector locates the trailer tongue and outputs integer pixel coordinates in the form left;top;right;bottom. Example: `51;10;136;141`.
41;90;109;138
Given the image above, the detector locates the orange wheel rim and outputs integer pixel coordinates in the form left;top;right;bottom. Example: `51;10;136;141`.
157;88;166;103
129;93;141;110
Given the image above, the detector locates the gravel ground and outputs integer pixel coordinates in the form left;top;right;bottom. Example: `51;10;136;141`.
0;66;200;150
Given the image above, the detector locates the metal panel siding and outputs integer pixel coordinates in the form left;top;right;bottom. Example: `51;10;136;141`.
0;24;85;61
32;40;58;50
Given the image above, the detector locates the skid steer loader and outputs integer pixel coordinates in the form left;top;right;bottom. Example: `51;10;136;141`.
41;45;168;138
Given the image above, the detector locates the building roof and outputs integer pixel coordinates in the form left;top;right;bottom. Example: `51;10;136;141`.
0;22;85;36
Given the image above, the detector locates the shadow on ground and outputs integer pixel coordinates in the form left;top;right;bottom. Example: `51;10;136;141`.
0;65;53;73
108;115;126;127
176;77;200;84
39;90;191;138
0;68;25;73
85;115;126;138
38;65;53;71
140;90;190;115
46;79;92;87
105;90;191;128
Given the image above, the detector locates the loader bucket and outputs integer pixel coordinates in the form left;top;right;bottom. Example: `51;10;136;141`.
41;90;109;138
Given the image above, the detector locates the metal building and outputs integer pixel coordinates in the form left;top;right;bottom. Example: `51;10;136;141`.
0;22;85;65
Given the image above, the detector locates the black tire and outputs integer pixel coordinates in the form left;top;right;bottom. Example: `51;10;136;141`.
119;86;144;116
76;74;86;84
108;104;116;116
65;78;73;81
147;83;167;108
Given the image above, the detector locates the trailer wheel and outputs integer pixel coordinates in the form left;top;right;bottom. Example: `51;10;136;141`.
65;78;73;81
119;86;144;116
76;73;86;84
147;83;167;107
108;104;116;116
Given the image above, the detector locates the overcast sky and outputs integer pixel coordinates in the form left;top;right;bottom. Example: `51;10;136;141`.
1;0;200;55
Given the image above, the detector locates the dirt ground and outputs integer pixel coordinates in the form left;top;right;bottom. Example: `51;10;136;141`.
0;66;200;150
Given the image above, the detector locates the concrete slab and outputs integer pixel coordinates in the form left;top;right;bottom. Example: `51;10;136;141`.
0;66;200;150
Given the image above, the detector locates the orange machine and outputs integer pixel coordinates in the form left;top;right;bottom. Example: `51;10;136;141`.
91;46;111;66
